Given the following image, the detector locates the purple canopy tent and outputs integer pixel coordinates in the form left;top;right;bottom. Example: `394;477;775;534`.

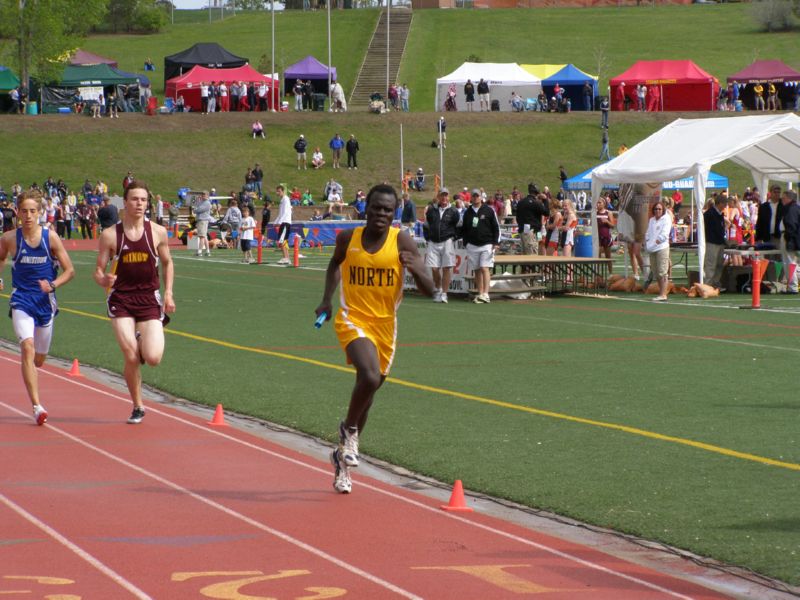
70;50;118;68
283;55;337;96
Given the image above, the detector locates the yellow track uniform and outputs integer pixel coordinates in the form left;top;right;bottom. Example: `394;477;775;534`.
335;227;403;375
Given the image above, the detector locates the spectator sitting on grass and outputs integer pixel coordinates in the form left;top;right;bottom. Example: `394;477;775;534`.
312;147;326;169
252;120;265;139
301;189;314;206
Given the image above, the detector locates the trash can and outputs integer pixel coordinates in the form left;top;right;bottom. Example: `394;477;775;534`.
575;233;593;257
312;94;326;112
735;100;743;112
26;101;38;115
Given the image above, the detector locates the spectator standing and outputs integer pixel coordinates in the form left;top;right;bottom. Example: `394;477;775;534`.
222;199;243;248
293;79;304;111
400;193;416;234
477;78;490;112
97;196;119;232
240;206;256;263
559;166;568;190
644;200;672;301
703;195;727;289
424;188;461;303
755;184;784;247
767;83;778;110
437;117;447;149
331;80;347;112
260;197;272;238
253;163;264;198
753;83;765;110
583;81;593;111
461;189;500;303
0;191;76;425
294;134;308;170
9;86;21;114
230;81;240;112
600;127;610;161
637;84;647;111
153;194;163;226
274;185;293;265
515;183;547;256
207;82;217;113
199;82;209;113
219;82;229;112
464;79;476;112
346;134;360;169
168;201;179;233
595;197;616;269
303;80;314;111
600;96;609;128
193;191;213;257
314;184;434;494
779;190;800;294
329;133;345;169
399;83;410;112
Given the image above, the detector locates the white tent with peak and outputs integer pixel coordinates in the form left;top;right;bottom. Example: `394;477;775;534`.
435;62;542;112
591;114;800;282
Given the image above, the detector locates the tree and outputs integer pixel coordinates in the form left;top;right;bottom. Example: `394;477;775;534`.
0;0;108;87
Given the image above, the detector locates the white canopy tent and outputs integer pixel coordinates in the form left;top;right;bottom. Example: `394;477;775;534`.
591;114;800;283
435;62;542;112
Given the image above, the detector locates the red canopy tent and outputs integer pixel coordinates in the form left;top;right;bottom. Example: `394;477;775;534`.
165;64;279;112
609;60;719;112
727;60;800;110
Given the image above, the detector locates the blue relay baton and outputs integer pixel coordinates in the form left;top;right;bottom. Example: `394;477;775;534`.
314;312;328;329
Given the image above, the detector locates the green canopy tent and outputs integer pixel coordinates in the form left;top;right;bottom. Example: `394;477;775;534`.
0;66;20;92
42;64;138;113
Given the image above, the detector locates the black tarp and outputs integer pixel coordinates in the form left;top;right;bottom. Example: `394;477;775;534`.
163;43;248;88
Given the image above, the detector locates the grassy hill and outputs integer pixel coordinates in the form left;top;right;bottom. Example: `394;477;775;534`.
400;4;800;110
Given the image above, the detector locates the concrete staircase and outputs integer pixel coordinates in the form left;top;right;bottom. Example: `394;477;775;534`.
349;8;412;109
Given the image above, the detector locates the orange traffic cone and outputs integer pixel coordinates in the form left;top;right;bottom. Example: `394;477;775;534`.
208;403;227;426
440;480;474;512
66;358;83;377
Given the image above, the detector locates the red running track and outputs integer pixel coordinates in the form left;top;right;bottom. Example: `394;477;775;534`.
0;350;734;600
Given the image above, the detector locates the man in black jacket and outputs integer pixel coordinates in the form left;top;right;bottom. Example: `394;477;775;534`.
755;184;783;248
779;190;799;294
424;188;460;303
514;183;547;256
703;195;727;289
461;189;500;303
346;134;360;170
294;135;308;170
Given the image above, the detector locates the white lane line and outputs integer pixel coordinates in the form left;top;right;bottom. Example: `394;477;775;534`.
0;398;421;600
0;354;697;600
0;492;153;599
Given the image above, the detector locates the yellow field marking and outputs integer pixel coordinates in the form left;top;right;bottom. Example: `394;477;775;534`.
39;305;800;472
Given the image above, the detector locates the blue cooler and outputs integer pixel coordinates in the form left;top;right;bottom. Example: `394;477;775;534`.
735;100;743;112
575;233;593;257
57;107;71;114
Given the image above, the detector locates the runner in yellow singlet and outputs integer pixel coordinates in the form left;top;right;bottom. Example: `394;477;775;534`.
316;183;434;494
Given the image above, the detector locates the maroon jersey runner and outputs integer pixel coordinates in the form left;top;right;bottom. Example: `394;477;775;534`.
106;220;169;324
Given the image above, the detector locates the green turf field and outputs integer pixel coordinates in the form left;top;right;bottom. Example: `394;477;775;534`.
3;247;798;586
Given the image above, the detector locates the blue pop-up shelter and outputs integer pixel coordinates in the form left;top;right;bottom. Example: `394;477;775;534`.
542;64;598;111
565;165;728;191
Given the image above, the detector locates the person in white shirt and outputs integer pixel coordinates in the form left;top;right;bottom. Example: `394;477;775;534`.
155;194;164;226
274;185;292;264
240;207;256;263
219;82;229;112
644;200;672;301
200;82;209;113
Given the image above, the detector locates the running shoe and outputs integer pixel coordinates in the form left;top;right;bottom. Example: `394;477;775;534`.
432;289;442;303
127;407;145;424
33;404;48;426
440;293;448;304
277;258;290;265
330;448;352;494
338;421;360;467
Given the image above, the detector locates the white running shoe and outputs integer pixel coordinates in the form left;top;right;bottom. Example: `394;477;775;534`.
481;294;491;304
330;448;352;494
440;293;448;304
33;404;48;426
277;258;290;265
339;421;360;467
433;290;442;302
